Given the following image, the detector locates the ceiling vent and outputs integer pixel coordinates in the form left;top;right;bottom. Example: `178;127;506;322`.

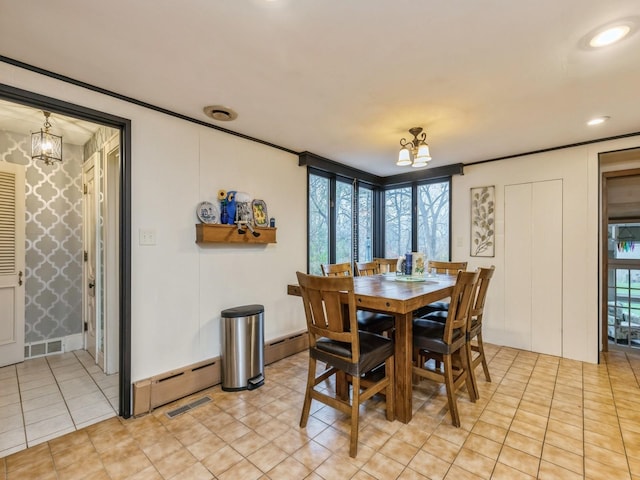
203;105;238;121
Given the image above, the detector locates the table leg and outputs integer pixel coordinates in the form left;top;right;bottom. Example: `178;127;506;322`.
394;312;413;423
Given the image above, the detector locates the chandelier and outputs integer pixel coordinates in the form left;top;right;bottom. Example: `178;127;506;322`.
397;127;431;168
31;111;62;166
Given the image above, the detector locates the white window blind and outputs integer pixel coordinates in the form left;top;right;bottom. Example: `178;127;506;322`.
0;171;16;275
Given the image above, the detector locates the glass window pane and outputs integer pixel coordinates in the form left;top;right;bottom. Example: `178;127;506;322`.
308;174;329;275
358;187;373;262
335;180;353;264
609;223;640;260
417;181;450;261
608;267;640;347
384;187;412;258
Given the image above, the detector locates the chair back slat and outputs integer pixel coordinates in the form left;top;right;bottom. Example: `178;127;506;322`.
444;270;479;343
428;260;468;275
373;258;397;274
355;261;379;276
469;266;495;323
296;271;359;361
321;262;353;277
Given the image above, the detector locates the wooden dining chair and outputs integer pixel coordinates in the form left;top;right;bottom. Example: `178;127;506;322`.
321;262;353;277
420;266;495;399
428;260;468;275
374;257;398;274
415;260;468;316
465;266;495;399
355;261;379;276
412;270;479;427
296;272;395;457
321;262;394;336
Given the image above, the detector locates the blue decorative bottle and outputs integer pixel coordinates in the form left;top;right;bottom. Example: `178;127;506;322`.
220;203;229;224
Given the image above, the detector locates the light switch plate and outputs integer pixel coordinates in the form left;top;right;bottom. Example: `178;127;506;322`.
139;228;156;246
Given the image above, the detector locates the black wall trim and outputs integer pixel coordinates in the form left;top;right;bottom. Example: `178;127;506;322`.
0;55;298;156
299;151;384;185
382;163;464;187
0;83;127;128
300;151;464;186
466;131;640;167
4;54;640;177
119;118;133;419
0;82;133;419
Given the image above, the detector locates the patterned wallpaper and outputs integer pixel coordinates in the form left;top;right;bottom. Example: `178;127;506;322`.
84;126;118;159
0;129;83;343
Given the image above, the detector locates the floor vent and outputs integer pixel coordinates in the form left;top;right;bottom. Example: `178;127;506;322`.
166;395;212;419
25;338;65;359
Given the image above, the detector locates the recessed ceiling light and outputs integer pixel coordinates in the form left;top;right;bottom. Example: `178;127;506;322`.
589;24;631;47
203;105;238;122
587;116;610;126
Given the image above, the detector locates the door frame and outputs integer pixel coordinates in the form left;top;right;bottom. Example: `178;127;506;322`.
600;166;640;353
103;135;121;375
0;83;133;418
82;153;99;364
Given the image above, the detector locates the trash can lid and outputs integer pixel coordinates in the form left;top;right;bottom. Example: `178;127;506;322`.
221;304;264;318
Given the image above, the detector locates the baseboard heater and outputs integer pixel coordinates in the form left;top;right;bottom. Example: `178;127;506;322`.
264;331;308;365
133;330;308;417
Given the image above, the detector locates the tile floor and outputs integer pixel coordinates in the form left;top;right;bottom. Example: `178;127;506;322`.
1;344;640;479
0;350;119;458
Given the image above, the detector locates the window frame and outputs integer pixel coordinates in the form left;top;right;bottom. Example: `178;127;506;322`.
380;177;452;259
307;166;452;272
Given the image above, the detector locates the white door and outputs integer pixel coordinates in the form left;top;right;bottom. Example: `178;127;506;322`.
0;162;26;367
531;180;563;356
505;180;563;356
83;156;99;363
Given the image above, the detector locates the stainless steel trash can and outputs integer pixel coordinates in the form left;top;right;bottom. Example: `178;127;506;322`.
220;304;265;391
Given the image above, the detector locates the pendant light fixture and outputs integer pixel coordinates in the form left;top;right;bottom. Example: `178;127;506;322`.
397;127;431;168
31;111;63;166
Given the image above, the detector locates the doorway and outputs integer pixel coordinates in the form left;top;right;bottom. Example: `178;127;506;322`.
0;84;131;418
600;151;640;353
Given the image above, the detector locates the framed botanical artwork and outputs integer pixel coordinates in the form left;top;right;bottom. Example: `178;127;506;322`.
470;186;495;257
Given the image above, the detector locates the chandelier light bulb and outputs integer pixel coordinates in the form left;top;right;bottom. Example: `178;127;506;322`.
397;147;412;166
416;143;431;161
412;159;428;168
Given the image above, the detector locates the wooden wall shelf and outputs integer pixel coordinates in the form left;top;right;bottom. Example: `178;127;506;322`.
196;224;277;244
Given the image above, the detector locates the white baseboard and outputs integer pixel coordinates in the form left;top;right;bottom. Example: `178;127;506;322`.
64;333;84;352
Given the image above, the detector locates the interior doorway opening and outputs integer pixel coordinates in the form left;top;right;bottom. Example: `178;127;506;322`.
600;149;640;354
0;83;131;419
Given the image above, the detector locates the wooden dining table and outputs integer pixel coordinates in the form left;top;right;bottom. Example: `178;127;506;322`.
288;273;456;424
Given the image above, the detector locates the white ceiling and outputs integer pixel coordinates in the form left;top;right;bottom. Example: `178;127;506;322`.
0;99;100;146
1;0;639;175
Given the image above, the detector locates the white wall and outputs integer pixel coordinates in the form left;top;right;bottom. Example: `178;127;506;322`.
0;63;307;382
6;61;640;371
451;137;640;363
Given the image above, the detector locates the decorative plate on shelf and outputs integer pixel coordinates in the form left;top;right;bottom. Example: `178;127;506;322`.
252;199;269;227
196;201;219;224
